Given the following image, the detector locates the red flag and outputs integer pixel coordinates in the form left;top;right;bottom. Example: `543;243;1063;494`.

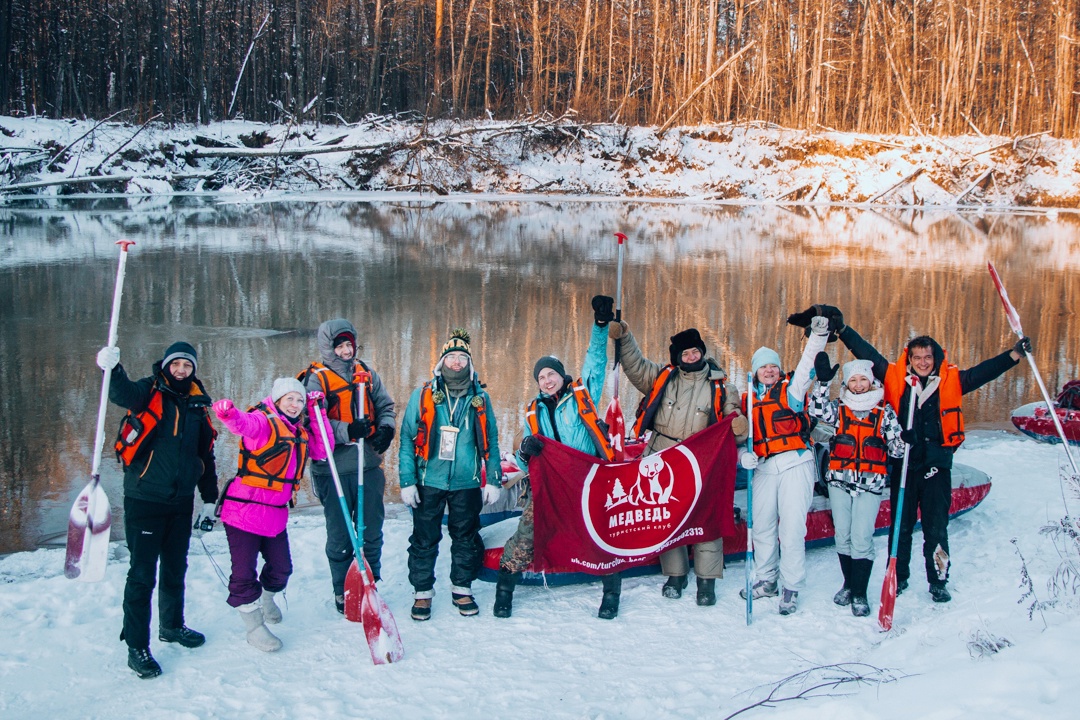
531;417;738;575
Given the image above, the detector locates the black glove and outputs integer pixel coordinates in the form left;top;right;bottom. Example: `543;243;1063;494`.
786;306;817;328
370;425;395;454
900;429;917;445
814;352;838;383
348;418;373;442
1013;336;1032;357
592;295;615;327
519;434;545;462
817;304;845;333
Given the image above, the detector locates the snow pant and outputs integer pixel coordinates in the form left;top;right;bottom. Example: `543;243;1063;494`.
120;495;193;649
890;462;951;586
312;463;386;593
659;539;725;579
407;485;483;593
500;494;534;574
223;523;292;608
827;485;881;561
751;458;816;592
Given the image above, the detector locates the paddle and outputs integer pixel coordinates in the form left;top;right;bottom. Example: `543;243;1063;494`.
64;239;135;582
988;261;1079;478
605;232;627;460
878;374;919;631
744;372;755;625
311;400;404;664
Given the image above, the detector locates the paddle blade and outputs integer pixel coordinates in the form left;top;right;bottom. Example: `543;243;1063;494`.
343;559;405;664
878;558;898;631
64;479;112;582
987;261;1024;336
605;396;626;462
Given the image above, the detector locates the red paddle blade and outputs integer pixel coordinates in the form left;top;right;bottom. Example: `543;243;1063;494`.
605;395;626;462
64;479;112;582
878;559;898;631
343;559;405;664
987;261;1024;336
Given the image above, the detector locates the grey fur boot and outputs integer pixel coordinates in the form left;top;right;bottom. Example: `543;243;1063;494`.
261;589;283;624
239;602;283;652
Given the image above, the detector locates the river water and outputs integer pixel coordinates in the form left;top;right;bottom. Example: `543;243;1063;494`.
1;197;1078;554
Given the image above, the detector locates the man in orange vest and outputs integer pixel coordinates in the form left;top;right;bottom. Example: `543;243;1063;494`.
608;320;747;605
822;307;1030;603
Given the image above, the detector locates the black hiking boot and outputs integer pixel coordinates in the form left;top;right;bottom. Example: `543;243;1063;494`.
158;625;205;648
598;574;622;619
661;575;689;599
849;558;874;617
696;577;716;606
896;579;908;596
929;583;952;603
127;647;162;679
493;570;519;619
334;594;345;615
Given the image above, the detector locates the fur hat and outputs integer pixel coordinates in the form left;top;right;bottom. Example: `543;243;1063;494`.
271;377;307;403
441;328;472;357
162;341;198;372
533;355;567;383
842;359;875;386
669;328;707;366
751;346;782;375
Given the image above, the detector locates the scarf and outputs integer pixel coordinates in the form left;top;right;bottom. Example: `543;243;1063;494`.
840;386;884;413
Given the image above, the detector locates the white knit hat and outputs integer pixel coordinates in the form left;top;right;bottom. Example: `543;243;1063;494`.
271;377;307;403
842;359;875;386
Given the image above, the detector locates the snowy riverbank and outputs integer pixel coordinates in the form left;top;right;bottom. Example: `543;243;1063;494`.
3;116;1080;209
2;432;1078;719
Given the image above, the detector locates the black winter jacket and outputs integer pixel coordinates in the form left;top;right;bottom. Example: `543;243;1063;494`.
837;327;1019;469
109;363;219;506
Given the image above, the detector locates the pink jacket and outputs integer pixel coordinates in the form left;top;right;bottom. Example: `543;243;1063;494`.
218;395;333;537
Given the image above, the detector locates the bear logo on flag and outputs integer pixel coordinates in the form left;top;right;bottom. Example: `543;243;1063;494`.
581;446;703;555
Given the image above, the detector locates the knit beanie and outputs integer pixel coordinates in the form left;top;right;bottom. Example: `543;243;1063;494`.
751;346;782;375
162;341;198;373
669;328;707;366
332;331;356;349
842;359;875;386
271;377;307;403
533;355;567;382
441;328;472;357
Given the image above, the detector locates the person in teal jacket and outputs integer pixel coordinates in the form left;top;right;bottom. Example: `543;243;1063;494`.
494;295;622;620
398;329;502;621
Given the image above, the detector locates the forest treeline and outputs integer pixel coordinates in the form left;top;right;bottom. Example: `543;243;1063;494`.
2;0;1078;136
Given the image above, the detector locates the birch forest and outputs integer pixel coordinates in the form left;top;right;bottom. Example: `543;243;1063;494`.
2;0;1078;136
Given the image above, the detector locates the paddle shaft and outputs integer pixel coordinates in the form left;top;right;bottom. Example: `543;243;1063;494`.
745;372;755;625
613;232;626;371
90;240;134;481
312;402;364;558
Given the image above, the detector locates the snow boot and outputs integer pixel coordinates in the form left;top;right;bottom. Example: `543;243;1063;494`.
778;588;799;616
598;574;622;620
158;625;205;648
696;577;717;607
412;589;434;621
261;589;282;624
452;586;479;616
739;579;779;600
238;602;282;652
334;594;345;615
850;558;873;617
493;570;519;619
929;582;952;603
833;554;853;606
661;574;689;599
127;647;162;679
896;578;908;596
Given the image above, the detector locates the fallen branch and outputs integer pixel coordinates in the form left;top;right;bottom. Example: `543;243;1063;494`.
658;42;756;136
724;663;906;720
954;168;994;203
0;172;213;193
44;109;127;170
228;13;271;117
866;167;925;204
89;113;163;176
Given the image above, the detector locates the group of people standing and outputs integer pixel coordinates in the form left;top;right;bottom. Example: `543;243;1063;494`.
93;300;1029;679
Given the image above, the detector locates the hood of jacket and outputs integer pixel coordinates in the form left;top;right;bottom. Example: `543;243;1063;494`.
317;318;359;378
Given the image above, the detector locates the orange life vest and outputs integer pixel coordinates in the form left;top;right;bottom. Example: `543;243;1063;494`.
828;404;889;475
114;381;216;468
883;348;965;448
525;378;615;461
632;363;728;440
743;377;811;458
412;380;491;464
299;361;376;432
236;402;309;492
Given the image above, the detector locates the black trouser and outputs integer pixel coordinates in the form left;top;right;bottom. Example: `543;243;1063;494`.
407;486;483;592
121;495;194;649
313;464;386;592
889;462;951;586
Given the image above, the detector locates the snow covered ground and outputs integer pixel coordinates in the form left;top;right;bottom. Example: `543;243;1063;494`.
3;115;1080;208
2;431;1078;719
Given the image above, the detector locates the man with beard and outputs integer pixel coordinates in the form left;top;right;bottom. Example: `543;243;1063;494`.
608;322;748;605
98;341;219;679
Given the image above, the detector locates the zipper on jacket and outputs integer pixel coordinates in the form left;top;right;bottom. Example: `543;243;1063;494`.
138;450;155;478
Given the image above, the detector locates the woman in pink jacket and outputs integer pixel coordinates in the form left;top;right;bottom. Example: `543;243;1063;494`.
213;378;333;651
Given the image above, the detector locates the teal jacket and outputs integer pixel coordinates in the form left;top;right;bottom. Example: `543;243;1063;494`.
516;323;609;471
398;375;502;491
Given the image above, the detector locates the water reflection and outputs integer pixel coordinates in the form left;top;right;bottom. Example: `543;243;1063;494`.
1;198;1078;553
